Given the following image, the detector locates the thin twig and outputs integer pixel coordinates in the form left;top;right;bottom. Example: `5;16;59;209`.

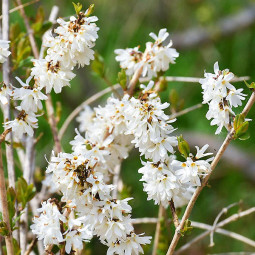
127;64;144;96
112;164;121;199
169;199;180;228
192;221;255;248
209;202;239;247
15;0;39;58
0;146;14;255
166;91;255;255
140;76;249;84
2;0;15;190
45;95;62;153
24;238;37;255
152;205;164;255
170;103;202;119
175;207;255;254
59;84;121;140
0;0;39;20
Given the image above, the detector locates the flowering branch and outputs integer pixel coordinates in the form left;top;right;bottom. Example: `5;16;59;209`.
166;91;255;255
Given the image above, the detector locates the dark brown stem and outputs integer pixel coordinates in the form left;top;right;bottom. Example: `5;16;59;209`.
169;199;179;228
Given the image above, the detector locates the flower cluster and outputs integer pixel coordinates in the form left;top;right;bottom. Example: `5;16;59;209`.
31;9;99;93
200;62;246;134
32;141;151;254
4;76;46;139
0;40;11;64
2;6;99;141
115;28;179;80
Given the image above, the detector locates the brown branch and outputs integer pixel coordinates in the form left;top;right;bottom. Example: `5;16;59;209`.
45;95;62;153
152;205;164;255
0;0;39;20
24;238;37;255
127;64;144;96
166;91;255;255
169;199;180;228
15;0;39;58
175;207;255;254
0;146;14;255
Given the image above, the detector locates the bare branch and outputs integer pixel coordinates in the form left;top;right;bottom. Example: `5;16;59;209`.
170;199;180;228
170;103;202;120
15;0;39;58
166;91;255;255
152;205;164;255
209;202;239;247
140;76;249;84
175;207;255;254
0;146;14;255
0;0;39;20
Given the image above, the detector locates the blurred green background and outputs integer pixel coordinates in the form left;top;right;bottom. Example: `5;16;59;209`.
5;0;255;254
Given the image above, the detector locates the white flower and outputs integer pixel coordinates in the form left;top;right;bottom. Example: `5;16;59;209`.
107;232;151;255
11;76;47;112
53;14;99;67
0;83;11;105
115;47;143;76
31;200;66;247
172;145;213;186
4;108;38;139
76;105;95;133
31;58;76;94
200;62;246;134
115;28;178;79
0;40;11;63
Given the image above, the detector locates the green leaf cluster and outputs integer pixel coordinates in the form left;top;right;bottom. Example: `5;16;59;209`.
177;135;190;159
233;114;250;140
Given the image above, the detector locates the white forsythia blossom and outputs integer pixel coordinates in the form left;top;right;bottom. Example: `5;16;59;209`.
4;108;38;139
172;144;214;187
125;82;178;162
200;62;246;134
139;157;193;208
115;28;179;79
114;47;143;76
31;7;99;93
31;200;66;246
0;83;11;105
0;40;11;64
34;147;151;254
31;58;76;94
11;76;48;112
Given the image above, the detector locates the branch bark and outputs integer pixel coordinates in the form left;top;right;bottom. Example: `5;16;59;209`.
166;91;255;255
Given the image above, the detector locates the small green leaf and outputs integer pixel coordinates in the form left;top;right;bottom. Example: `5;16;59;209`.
233;114;245;131
72;2;83;15
0;221;9;236
234;121;249;140
244;80;255;90
180;219;193;236
169;89;178;108
177;135;190;159
117;69;127;89
91;52;105;77
238;132;250;140
85;4;95;17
